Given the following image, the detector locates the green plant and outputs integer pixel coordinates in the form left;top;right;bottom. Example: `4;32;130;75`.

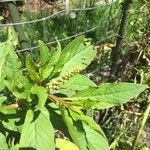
0;28;148;150
18;1;120;48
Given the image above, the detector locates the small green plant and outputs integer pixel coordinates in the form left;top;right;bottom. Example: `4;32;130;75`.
0;28;148;150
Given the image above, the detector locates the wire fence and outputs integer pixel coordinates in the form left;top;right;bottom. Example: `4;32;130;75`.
0;1;117;27
0;0;22;2
0;0;125;53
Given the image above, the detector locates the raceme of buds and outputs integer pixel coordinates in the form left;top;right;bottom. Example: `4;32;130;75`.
47;66;82;93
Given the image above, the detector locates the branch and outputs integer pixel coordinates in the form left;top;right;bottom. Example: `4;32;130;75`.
133;101;150;149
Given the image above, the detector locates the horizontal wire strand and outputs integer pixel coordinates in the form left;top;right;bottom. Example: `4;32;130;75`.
0;0;119;53
15;18;119;53
0;1;117;27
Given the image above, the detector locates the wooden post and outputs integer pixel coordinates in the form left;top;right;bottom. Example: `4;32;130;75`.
7;1;29;55
110;0;132;79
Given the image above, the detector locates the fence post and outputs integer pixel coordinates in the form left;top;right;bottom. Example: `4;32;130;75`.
110;0;132;79
7;1;29;55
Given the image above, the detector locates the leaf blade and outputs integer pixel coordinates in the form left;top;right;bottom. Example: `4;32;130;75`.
26;54;40;82
39;40;50;65
60;45;96;75
83;123;109;150
56;138;79;150
31;86;47;109
61;109;88;150
0;132;9;150
39;41;61;80
60;74;96;91
68;83;148;109
20;109;55;150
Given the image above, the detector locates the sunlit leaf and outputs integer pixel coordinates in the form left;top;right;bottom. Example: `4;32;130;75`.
60;74;96;91
53;36;96;76
0;28;18;91
56;138;79;150
60;42;96;75
67;83;148;109
39;41;61;80
83;123;109;150
0;132;8;150
61;109;87;150
69;107;106;137
39;40;50;65
20;109;55;150
31;86;47;109
26;54;40;82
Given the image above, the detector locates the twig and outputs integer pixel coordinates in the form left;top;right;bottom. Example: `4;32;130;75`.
5;103;19;110
48;94;70;107
133;102;150;149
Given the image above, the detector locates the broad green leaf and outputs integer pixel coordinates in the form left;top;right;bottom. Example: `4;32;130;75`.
31;86;47;109
26;54;40;82
53;74;96;97
69;108;106;138
62;36;85;59
0;132;9;150
47;105;69;136
39;40;50;65
40;65;54;81
4;50;31;99
0;28;18;91
83;123;109;150
4;65;31;99
0;28;31;99
39;41;61;80
20;109;55;150
53;36;84;73
7;76;32;100
2;34;22;91
0;96;6;104
67;83;148;109
61;109;88;150
0;27;17;51
6;27;18;47
56;138;79;150
53;36;96;75
52;52;70;75
60;74;96;91
0;50;6;91
4;48;22;81
2;118;21;132
60;44;96;75
48;41;61;66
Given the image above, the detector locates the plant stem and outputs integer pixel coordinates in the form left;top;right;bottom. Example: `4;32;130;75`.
133;102;150;149
5;103;19;110
48;94;70;107
110;122;133;149
109;131;124;149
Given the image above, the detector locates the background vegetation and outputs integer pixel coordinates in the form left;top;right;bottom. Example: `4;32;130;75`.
0;0;150;149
